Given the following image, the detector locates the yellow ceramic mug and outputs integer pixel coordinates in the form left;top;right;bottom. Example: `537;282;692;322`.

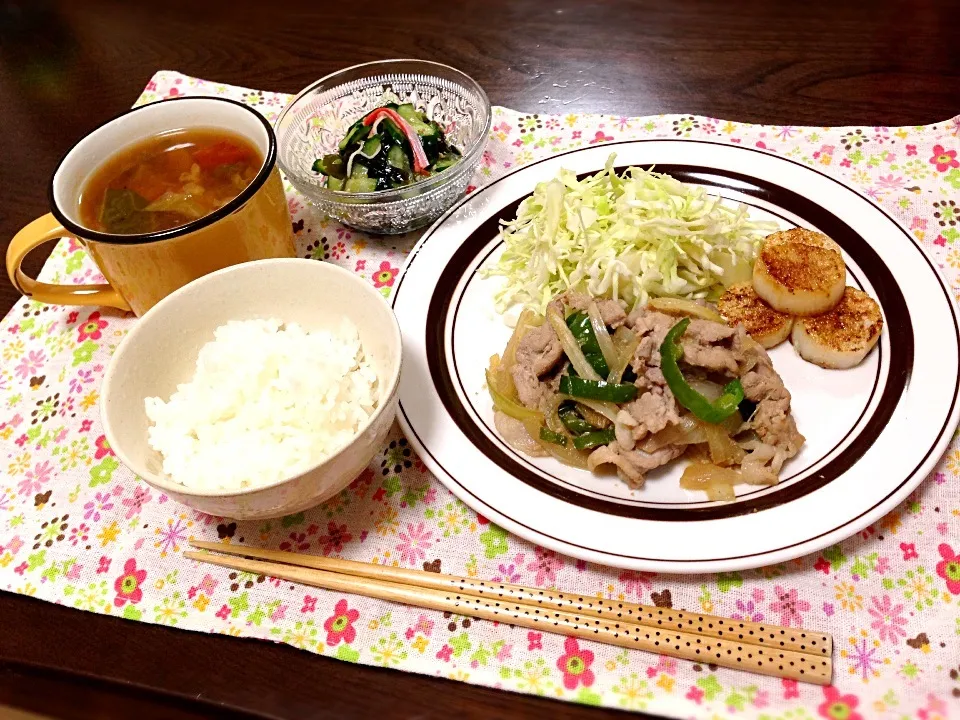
7;97;296;317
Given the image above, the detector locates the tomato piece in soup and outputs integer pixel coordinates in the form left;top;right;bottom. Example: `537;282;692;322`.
192;141;251;171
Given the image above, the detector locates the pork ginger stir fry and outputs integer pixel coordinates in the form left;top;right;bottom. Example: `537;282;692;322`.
486;292;805;501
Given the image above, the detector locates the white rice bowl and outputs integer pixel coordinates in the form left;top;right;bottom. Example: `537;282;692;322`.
145;318;379;491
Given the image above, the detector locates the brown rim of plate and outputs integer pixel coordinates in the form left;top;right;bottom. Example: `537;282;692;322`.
416;162;915;521
392;140;956;560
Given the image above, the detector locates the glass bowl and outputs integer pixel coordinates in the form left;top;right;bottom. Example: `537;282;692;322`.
275;60;491;235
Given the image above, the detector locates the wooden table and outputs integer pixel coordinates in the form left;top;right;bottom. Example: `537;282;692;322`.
0;1;955;717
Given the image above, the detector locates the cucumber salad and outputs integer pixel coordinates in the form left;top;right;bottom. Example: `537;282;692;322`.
313;104;462;192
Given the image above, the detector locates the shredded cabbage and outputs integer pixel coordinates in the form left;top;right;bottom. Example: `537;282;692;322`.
482;154;779;314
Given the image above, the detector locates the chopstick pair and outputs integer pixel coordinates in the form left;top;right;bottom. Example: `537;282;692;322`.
186;541;832;685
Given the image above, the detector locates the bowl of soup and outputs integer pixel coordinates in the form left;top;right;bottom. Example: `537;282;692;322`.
7;96;296;316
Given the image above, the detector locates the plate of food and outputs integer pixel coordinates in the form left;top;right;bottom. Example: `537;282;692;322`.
392;139;960;573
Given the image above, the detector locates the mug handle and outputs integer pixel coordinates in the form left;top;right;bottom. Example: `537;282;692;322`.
6;213;131;311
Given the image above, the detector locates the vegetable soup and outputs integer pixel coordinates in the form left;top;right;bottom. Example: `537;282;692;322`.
79;128;263;235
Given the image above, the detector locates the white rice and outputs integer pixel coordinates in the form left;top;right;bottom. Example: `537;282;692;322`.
145;318;378;491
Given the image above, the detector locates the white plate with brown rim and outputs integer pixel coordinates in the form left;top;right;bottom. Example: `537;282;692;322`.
392;139;960;573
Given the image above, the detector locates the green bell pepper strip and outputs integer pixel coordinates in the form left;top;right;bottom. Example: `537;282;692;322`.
558;375;638;402
566;311;610;377
573;427;616;450
558;403;598;435
539;426;568;446
659;318;745;424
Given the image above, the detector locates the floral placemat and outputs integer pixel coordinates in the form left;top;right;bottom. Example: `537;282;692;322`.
1;70;959;719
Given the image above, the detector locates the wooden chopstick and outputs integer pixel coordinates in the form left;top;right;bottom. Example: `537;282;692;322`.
190;541;831;658
187;543;832;685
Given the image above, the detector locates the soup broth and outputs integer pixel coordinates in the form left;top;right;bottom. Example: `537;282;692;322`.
79;128;263;235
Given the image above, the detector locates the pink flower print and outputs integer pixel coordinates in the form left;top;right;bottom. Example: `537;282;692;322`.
301;596;317;613
121;485;152;519
323;599;359;645
911;217;928;230
867;595;907;643
96;556;111;574
572;130;582;140
330;241;346;259
94;435;114;460
197;574;218;595
589;130;614;145
436;645;453;661
270;604;287;622
618;570;654;597
113;558;146;607
527;631;542;650
17;461;53;497
906;144;917;156
319;521;352;556
167;86;181;98
731;597;764;623
556;637;595;690
372;261;398;289
814;556;831;573
396;522;433;566
79;419;93;433
14;350;46;379
900;542;918;560
492;563;521;583
354;259;366;273
69;524;90;546
279;531;310;553
84;491;114;522
403;614;434;640
527;546;564;586
482;149;496;167
935;543;960;594
77;311;108;342
818;686;862;720
3;536;24;556
929;144;959;172
782;678;799;699
769;585;810;627
215;604;231;620
686;686;704;704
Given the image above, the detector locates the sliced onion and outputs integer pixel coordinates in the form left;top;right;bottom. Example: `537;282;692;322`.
702;422;746;466
607;327;639;383
648;297;725;323
544;393;572;438
547;306;601;381
572;397;619;424
494;411;546;457
485;368;543;423
497;309;537;399
641;415;705;451
679;462;742;500
587;301;618;372
574;401;613;429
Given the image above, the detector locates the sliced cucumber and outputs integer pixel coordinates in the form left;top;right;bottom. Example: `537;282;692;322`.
396;104;427;123
338;120;369;151
361;135;381;157
387;144;411;173
344;177;378;193
326;176;345;191
313;153;346;178
349;161;369;179
432;154;459;172
380;118;407;147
